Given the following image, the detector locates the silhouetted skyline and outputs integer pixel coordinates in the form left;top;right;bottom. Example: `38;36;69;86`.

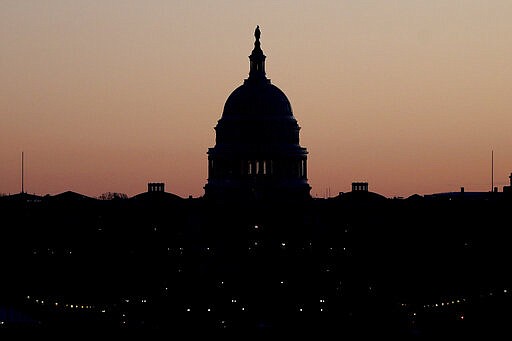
1;1;512;199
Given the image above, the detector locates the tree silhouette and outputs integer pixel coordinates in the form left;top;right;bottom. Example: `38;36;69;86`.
97;192;128;200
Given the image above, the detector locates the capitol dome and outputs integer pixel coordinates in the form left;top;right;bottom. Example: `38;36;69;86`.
222;82;293;119
205;26;310;201
215;80;301;147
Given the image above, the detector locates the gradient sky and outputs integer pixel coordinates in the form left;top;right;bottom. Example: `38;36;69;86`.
1;0;512;198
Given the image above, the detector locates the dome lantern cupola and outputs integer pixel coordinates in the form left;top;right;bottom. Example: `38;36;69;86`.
248;25;267;82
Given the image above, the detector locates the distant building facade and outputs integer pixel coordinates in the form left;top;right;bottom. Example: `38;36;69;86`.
352;182;369;192
148;182;165;193
204;26;310;200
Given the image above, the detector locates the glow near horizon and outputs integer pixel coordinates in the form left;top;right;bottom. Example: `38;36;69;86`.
1;1;512;198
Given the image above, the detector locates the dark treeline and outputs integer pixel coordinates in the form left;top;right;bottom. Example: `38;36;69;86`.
0;192;511;337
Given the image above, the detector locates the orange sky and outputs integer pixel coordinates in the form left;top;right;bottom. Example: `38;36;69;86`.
1;1;512;198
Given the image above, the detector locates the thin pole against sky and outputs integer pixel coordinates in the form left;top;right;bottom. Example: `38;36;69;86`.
21;151;24;194
491;150;494;192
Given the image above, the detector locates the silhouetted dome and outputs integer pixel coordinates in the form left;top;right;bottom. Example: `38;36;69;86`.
215;80;301;147
130;190;183;202
337;190;387;202
222;82;293;119
205;26;310;200
212;26;303;149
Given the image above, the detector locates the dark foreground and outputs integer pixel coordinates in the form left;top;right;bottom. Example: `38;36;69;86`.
1;191;511;337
